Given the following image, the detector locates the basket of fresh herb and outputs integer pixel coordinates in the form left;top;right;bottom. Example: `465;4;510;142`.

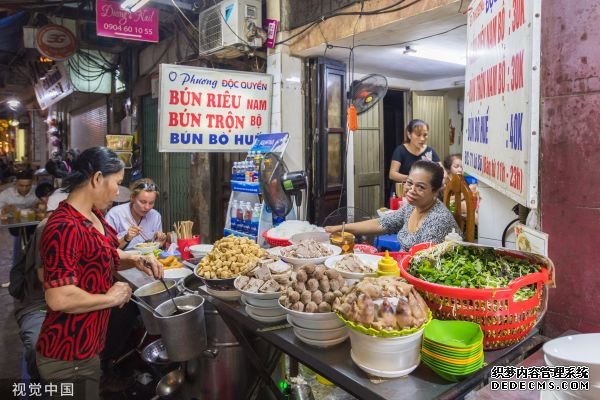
400;242;553;349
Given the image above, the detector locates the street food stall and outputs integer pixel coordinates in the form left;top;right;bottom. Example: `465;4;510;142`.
115;228;573;400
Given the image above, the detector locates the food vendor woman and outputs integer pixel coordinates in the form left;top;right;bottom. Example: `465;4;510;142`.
37;147;163;400
326;161;460;251
105;178;166;250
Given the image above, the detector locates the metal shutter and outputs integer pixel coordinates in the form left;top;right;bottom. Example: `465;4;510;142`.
70;98;107;150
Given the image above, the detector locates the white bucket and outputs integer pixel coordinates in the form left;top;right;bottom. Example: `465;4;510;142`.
349;328;423;375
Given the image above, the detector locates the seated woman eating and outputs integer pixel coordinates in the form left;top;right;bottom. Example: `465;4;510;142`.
325;161;461;251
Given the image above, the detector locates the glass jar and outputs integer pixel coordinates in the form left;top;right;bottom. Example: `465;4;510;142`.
330;232;355;254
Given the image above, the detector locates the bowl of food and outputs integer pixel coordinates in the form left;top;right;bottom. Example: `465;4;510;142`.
289;232;330;244
195;236;267;290
277;264;349;330
325;254;380;280
134;242;161;254
272;240;341;266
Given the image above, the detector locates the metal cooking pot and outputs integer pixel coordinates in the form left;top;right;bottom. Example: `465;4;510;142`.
155;294;207;362
133;279;180;334
179;274;236;344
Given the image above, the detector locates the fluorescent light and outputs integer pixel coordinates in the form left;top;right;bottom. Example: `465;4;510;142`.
402;46;466;66
121;0;151;12
7;99;21;110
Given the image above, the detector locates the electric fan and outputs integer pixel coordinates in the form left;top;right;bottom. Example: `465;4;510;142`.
259;152;307;221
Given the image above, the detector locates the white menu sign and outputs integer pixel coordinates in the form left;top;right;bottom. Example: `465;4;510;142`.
158;64;272;152
463;0;541;208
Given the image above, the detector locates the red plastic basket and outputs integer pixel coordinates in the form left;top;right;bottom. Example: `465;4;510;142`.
262;230;292;247
400;245;550;350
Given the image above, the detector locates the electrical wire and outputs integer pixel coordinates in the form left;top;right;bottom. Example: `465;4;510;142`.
337;2;364;210
275;0;426;46
171;0;200;33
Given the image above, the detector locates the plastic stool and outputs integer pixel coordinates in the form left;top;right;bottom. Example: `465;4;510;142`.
374;234;400;252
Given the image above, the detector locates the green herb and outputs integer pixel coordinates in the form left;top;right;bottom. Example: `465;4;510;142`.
409;245;541;301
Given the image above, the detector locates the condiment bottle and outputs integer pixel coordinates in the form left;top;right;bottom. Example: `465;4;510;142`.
377;250;399;277
444;228;462;242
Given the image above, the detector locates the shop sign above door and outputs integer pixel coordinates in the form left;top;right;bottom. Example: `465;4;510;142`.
157;64;273;152
35;24;77;61
463;0;541;208
96;0;159;43
34;63;74;110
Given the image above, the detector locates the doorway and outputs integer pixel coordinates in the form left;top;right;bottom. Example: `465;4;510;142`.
305;57;347;225
383;90;406;202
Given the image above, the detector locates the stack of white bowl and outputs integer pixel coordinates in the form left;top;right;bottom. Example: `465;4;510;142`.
543;333;600;400
282;306;349;348
189;244;213;259
234;277;287;323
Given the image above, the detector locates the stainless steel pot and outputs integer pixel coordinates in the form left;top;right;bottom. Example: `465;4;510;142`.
179;274;237;344
155;294;207;362
133;279;179;335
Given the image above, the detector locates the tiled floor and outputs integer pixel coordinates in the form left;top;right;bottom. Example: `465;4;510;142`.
0;228;26;395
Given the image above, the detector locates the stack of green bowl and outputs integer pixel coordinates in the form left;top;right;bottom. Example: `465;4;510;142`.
421;320;484;382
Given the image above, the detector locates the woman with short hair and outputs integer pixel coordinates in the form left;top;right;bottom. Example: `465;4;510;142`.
327;161;460;251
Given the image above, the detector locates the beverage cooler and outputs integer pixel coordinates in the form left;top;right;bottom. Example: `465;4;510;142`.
224;133;295;246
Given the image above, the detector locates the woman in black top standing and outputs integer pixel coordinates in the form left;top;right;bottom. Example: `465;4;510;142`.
389;119;441;185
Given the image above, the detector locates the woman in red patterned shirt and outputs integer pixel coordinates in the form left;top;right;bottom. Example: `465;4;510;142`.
36;147;163;400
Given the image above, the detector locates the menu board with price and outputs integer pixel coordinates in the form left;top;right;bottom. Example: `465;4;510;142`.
463;0;541;208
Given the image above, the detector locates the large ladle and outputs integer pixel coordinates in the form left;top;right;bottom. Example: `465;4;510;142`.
159;278;185;314
153;368;185;399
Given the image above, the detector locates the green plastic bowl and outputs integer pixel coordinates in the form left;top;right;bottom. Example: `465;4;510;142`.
422;340;483;358
421;352;483;374
423;361;479;382
423;320;483;349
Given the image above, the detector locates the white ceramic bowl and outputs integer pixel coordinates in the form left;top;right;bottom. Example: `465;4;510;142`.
245;303;287;318
242;295;281;308
234;276;285;300
289;232;330;244
190;244;213;259
134;242;160;254
294;331;349;348
189;244;213;254
543;333;600;398
285;312;345;331
324;254;381;280
245;306;287;323
349;328;424;376
164;268;192;280
291;323;348;341
270;244;342;266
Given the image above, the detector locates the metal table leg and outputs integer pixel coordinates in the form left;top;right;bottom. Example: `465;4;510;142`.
212;303;286;400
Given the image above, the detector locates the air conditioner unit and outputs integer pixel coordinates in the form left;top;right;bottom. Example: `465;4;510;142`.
199;0;263;58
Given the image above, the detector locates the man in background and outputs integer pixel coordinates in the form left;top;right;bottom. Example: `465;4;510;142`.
0;170;38;267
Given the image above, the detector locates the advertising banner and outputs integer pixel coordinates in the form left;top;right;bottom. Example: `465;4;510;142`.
96;0;159;43
463;0;541;208
34;63;74;110
158;64;273;152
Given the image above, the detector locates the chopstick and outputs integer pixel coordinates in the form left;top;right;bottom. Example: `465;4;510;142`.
127;216;152;242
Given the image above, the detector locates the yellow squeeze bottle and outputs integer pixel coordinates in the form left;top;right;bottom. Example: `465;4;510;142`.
377;250;399;277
